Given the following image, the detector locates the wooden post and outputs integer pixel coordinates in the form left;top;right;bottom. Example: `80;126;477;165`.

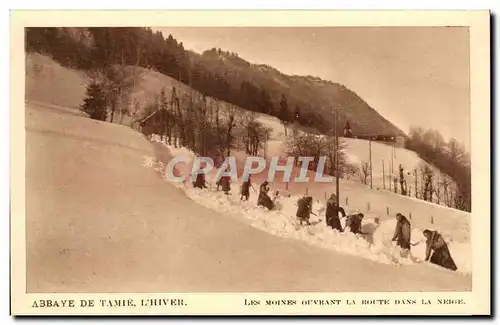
346;197;348;206
386;206;389;215
305;187;308;196
264;132;268;158
414;169;418;199
391;147;394;174
382;160;385;190
409;212;412;220
389;159;392;191
367;202;370;211
430;215;434;224
438;176;441;204
369;139;373;190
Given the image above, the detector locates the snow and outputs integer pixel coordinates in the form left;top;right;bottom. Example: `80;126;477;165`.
257;113;458;207
144;136;472;275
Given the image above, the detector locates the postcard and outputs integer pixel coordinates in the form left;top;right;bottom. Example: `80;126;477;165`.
10;10;490;316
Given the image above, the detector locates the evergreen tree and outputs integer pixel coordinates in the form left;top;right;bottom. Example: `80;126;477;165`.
258;87;274;115
279;94;290;122
80;81;107;121
279;94;290;136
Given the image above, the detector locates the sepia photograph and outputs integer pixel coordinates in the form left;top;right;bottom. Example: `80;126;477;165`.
10;10;490;315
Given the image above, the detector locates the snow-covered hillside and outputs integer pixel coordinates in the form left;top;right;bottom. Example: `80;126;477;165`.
256;113;458;207
145;136;471;275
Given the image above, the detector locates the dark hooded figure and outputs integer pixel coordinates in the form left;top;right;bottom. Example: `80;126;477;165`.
423;229;458;271
192;172;207;189
392;213;412;250
344;213;365;234
257;181;274;210
296;196;313;225
240;176;251;201
217;176;231;195
325;193;345;232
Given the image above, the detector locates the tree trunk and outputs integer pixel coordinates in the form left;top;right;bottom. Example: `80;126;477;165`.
110;102;116;123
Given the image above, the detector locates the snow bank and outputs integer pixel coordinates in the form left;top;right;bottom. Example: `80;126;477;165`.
179;187;470;274
144;138;471;274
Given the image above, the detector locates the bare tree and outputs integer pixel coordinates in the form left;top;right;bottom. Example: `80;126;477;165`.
399;164;407;195
98;65;137;124
223;104;238;157
239;111;270;157
358;162;371;185
343;163;358;180
419;163;434;202
441;177;452;207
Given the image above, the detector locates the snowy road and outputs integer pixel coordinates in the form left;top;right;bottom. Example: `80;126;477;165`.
25;104;471;292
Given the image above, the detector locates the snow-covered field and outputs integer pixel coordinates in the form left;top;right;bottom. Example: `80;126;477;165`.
144;136;471;275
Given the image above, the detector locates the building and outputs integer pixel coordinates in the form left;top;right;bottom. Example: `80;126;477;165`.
395;135;406;148
136;109;171;138
353;134;406;148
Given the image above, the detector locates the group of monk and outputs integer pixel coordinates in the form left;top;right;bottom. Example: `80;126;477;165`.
192;172;270;206
297;192;458;271
296;193;366;234
193;175;458;272
392;212;458;271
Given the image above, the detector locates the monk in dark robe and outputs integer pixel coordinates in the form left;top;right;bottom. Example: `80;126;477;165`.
423;229;458;271
257;181;274;210
240;176;251;201
392;213;412;250
296;196;313;226
325;193;345;232
344;213;366;234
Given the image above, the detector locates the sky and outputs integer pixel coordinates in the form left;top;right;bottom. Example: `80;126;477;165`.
154;27;470;149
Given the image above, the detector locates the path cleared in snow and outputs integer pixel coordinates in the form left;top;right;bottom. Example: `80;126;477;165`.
146;137;471;275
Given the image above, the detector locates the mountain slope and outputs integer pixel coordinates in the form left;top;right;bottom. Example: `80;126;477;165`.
25;27;406;138
190;49;406;137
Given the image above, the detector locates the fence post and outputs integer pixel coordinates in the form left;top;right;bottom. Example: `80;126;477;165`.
386;206;390;215
430;215;434;224
367;202;370;212
409;212;412;220
346;197;348;206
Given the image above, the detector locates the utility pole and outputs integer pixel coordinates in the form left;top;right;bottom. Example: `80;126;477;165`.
369;138;373;189
382;160;385;189
389;158;392;191
391;146;394;174
335;106;340;206
414;169;418;199
264;132;268;158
